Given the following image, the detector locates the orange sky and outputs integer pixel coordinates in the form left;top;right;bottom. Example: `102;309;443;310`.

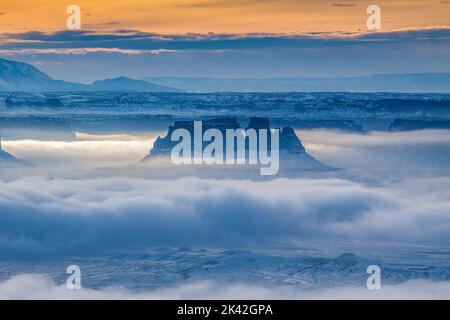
0;0;449;34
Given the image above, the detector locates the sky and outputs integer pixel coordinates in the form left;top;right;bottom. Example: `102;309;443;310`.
0;0;449;82
1;0;449;34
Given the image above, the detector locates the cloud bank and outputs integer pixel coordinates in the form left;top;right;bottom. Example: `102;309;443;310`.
3;134;156;167
1;274;450;300
1;28;449;81
2;28;449;51
0;176;449;258
299;129;450;172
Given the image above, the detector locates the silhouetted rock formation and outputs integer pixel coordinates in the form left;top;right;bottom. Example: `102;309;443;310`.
144;117;328;171
247;117;270;131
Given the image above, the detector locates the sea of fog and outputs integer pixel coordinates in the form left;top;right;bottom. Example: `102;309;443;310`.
1;128;450;299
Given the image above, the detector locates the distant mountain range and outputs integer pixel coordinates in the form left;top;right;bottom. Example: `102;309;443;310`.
90;77;183;92
1;58;449;93
0;58;183;92
142;74;450;93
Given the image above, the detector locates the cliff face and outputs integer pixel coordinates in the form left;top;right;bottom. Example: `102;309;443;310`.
5;92;64;108
145;117;327;170
0;144;20;165
279;127;306;154
149;118;240;158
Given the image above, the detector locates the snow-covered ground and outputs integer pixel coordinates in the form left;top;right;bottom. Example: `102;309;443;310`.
1;92;449;299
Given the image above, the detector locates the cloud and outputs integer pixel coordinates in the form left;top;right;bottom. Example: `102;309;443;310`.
178;0;281;9
298;129;450;172
330;4;356;7
1;27;449;81
1;28;449;52
299;129;450;147
1;274;450;299
2;135;156;167
0;48;177;55
0;175;449;258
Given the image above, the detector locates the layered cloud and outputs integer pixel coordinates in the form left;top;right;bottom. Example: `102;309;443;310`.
0;175;449;258
1;28;449;52
299;129;450;172
1;274;450;299
1;28;449;81
300;129;450;147
3;134;156;167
